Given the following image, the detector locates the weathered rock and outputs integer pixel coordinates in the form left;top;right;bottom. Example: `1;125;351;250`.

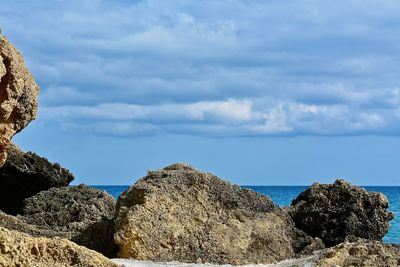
0;226;119;267
288;179;394;247
317;240;400;267
0;35;39;167
0;144;74;214
19;184;117;257
115;163;322;265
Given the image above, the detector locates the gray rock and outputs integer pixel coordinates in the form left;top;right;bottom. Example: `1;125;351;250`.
288;179;394;247
0;144;74;214
0;185;117;257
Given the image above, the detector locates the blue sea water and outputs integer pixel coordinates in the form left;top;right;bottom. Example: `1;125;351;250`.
93;185;399;244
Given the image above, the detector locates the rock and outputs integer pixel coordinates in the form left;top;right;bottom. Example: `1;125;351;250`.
288;179;394;247
0;210;57;237
0;226;119;267
317;240;400;267
19;184;117;257
0;144;74;214
0;35;39;167
114;163;322;265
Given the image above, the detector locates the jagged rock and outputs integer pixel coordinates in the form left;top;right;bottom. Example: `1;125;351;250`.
288;179;394;247
0;35;39;167
0;226;119;267
114;163;322;265
0;144;74;214
317;240;400;267
19;184;117;257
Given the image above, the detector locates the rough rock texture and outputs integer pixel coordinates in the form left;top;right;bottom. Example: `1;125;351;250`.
0;211;58;237
317;240;400;267
115;163;323;265
0;144;74;214
0;226;119;267
0;35;39;167
19;184;117;257
288;179;394;247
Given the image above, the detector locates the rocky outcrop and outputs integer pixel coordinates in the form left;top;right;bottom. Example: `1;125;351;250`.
114;163;323;265
0;35;39;167
0;226;119;267
19;185;117;257
317;240;400;267
0;144;74;214
288;179;394;247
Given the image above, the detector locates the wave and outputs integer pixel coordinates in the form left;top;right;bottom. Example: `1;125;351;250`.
111;254;321;267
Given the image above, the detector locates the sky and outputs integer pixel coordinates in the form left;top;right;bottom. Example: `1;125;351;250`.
1;0;400;185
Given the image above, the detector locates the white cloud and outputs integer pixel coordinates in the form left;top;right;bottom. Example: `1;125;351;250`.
2;0;400;136
39;99;392;136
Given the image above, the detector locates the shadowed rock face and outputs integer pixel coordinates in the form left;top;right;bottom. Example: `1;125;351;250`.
0;35;39;166
0;144;74;214
19;184;117;257
0;226;118;267
115;163;322;265
288;179;394;247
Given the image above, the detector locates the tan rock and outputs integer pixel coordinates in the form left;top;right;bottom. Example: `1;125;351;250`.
115;163;321;265
0;226;119;267
0;35;39;166
317;240;400;267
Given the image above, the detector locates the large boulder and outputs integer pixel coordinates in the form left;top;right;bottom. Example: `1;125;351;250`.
0;144;74;214
19;184;117;257
0;35;39;167
114;163;323;265
317;240;400;267
0;226;118;267
288;179;394;247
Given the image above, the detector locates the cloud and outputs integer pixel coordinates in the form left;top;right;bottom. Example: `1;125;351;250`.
39;99;391;136
1;0;400;136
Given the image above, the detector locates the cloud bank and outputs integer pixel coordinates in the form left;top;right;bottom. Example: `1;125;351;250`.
1;0;400;136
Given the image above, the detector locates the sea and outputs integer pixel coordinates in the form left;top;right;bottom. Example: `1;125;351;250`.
92;185;400;267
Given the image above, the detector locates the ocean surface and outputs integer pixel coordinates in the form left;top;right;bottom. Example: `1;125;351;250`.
93;185;400;244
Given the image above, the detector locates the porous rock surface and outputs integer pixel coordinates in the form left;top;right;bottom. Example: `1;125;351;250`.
19;184;117;257
0;35;39;167
114;163;322;265
0;144;74;214
317;240;400;267
0;226;119;267
288;179;394;247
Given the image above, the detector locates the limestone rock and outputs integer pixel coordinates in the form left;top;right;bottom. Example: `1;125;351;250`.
115;163;321;265
0;35;39;167
0;226;119;267
0;144;74;214
288;179;394;247
317;240;400;267
19;184;117;257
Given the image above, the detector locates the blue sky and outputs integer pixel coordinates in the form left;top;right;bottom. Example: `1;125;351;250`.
2;0;400;185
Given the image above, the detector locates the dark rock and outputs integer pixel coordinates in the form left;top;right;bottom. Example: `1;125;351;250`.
288;179;394;247
0;144;74;214
18;184;117;257
115;163;322;265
